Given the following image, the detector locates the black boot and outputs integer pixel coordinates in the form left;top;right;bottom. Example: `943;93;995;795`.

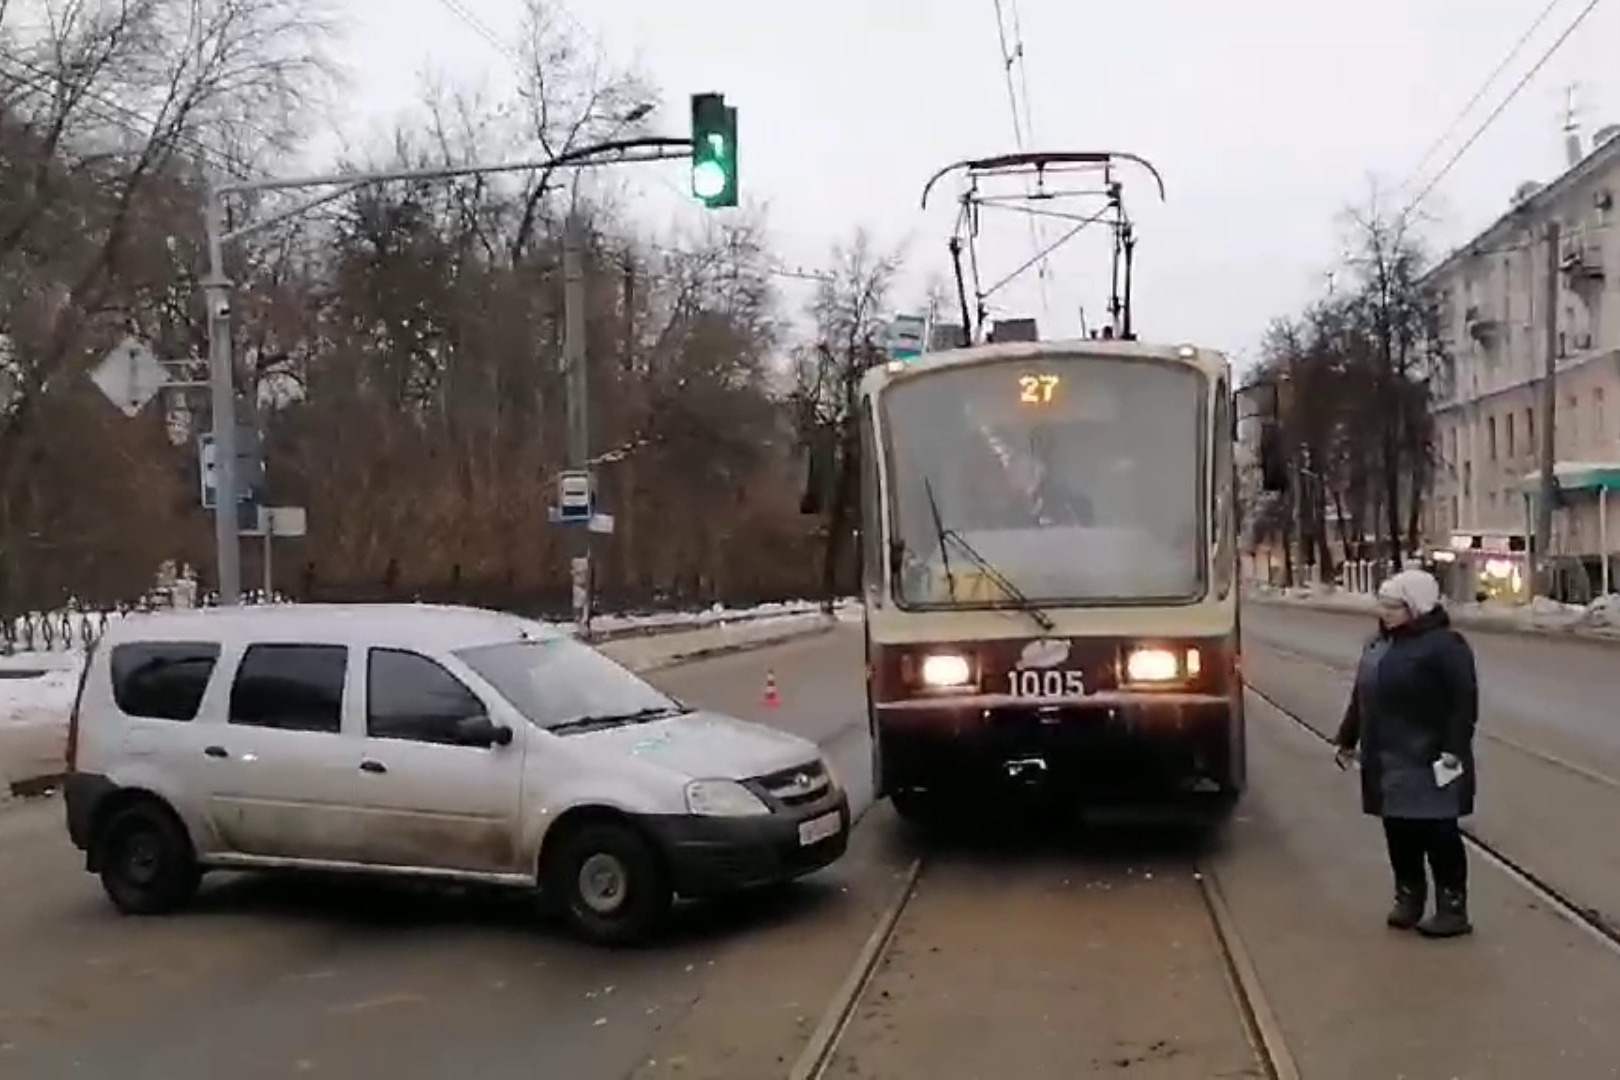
1417;886;1472;938
1386;882;1426;930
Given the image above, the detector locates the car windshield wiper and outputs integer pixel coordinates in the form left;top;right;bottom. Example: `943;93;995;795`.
548;704;690;733
921;476;1055;632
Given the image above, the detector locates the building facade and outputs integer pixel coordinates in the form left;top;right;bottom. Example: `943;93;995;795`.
1424;126;1620;602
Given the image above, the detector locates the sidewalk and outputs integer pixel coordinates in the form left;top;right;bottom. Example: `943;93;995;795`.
1249;583;1620;645
1;610;840;802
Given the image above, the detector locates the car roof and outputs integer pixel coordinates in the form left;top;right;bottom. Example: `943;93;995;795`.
96;603;568;653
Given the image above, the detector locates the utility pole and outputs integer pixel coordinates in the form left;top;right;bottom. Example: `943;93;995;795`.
563;210;593;634
1534;219;1561;598
203;186;242;606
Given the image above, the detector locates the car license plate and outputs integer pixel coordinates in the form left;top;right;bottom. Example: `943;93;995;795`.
798;810;842;847
1005;669;1085;698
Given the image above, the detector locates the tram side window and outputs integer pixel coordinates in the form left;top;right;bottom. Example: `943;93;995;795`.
1213;381;1234;599
859;402;885;607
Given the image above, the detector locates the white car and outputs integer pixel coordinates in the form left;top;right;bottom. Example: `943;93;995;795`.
61;604;849;944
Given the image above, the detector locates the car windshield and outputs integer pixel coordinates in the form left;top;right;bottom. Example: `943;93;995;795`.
881;353;1206;605
454;638;685;730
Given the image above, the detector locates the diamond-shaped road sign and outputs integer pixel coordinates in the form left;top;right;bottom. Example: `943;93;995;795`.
89;336;171;418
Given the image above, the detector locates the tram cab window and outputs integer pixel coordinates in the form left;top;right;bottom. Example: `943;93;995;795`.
881;355;1205;605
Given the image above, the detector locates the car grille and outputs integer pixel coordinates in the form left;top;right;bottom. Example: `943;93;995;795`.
748;760;831;808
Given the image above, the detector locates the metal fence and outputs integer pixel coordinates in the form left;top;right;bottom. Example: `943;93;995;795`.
1;596;846;656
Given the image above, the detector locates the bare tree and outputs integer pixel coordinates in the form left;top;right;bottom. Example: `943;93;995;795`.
792;229;901;604
0;0;336;618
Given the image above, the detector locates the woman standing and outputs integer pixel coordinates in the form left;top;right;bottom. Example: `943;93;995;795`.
1333;568;1480;938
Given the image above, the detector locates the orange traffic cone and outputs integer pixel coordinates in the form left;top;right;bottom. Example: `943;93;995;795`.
762;670;780;709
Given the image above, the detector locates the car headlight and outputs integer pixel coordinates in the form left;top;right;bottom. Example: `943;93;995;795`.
1125;647;1182;682
685;779;771;817
920;653;972;688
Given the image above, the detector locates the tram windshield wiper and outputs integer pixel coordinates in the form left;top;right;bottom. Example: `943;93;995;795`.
921;476;1055;632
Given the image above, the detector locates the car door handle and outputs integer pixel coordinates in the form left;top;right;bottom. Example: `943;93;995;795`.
203;745;229;759
359;760;387;774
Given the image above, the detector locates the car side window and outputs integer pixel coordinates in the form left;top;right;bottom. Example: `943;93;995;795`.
366;648;486;746
110;642;221;722
228;644;347;734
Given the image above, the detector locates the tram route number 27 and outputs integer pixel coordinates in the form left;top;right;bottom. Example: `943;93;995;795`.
1018;373;1060;404
1007;668;1085;697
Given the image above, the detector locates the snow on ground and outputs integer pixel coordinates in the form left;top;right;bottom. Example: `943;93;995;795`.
1248;582;1620;639
1;598;863;728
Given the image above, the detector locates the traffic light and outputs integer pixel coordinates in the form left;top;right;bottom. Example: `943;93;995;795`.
690;92;737;208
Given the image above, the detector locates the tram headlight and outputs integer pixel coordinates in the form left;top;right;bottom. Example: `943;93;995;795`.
919;653;973;688
1124;647;1182;683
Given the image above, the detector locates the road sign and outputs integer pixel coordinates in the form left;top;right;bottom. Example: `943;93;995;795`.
89;336;171;417
556;469;592;523
886;315;927;361
199;429;265;525
257;506;307;538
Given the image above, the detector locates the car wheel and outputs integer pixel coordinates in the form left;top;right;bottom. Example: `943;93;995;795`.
546;821;672;947
97;803;201;915
889;789;950;831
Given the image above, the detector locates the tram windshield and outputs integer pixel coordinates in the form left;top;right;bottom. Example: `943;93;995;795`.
880;354;1205;606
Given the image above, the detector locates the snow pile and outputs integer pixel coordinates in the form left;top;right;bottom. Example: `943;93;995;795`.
1247;583;1620;639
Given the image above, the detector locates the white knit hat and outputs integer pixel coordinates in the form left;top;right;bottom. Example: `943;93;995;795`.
1376;568;1442;615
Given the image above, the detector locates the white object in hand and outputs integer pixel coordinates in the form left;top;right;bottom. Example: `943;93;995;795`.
1433;753;1464;788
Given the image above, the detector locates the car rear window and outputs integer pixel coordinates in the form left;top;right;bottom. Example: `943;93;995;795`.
110;642;222;722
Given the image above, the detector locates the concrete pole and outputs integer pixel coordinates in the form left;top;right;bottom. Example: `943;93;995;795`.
1601;485;1610;596
1534;220;1561;599
203;184;242;605
563;210;593;635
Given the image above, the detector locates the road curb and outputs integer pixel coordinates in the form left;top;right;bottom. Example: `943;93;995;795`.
1248;596;1620;648
630;618;839;674
2;617;846;806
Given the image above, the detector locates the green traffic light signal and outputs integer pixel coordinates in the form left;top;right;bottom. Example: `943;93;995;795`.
690;92;737;208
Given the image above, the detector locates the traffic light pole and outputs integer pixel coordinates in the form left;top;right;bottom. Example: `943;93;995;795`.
200;136;694;606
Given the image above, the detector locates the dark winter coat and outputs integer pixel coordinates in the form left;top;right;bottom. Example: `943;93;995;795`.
1333;607;1479;820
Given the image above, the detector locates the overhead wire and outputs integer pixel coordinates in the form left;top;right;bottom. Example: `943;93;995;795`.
1400;0;1566;194
989;0;1051;320
1402;0;1606;219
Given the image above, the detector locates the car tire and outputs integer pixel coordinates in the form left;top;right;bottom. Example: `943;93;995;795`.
889;789;949;831
546;821;672;947
97;803;201;916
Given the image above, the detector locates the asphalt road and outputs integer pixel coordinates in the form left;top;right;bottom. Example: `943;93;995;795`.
6;622;1620;1077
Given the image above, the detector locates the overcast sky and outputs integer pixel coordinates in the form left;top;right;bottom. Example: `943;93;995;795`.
324;0;1616;366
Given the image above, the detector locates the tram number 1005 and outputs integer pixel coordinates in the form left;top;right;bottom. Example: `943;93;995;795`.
1006;669;1085;698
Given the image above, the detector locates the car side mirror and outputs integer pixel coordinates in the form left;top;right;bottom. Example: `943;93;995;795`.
455;714;512;748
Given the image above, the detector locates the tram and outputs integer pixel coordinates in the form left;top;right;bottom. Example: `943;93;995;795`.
852;150;1261;824
859;338;1245;822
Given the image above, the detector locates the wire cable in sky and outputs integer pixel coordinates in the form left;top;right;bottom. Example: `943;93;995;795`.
1402;0;1606;219
1401;0;1566;193
434;0;524;69
989;0;1051;318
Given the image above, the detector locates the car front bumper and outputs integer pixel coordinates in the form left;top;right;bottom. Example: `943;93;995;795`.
640;788;851;898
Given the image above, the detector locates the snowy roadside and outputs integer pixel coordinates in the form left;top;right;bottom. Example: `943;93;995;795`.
1247;583;1620;644
1;599;862;800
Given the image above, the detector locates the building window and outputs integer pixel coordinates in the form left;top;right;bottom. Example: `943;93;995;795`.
1596;387;1607;440
1567;394;1580;451
1526;408;1535;451
1450;496;1459;529
1463;461;1472;498
1487;416;1497;460
1505;412;1516;458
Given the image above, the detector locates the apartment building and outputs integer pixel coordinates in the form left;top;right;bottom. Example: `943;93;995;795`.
1424;124;1620;601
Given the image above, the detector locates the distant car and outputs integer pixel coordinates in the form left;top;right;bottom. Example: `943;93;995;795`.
61;604;849;945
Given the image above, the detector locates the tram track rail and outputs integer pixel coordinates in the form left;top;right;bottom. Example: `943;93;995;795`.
1246;680;1620;957
786;844;1300;1080
1251;635;1620;796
